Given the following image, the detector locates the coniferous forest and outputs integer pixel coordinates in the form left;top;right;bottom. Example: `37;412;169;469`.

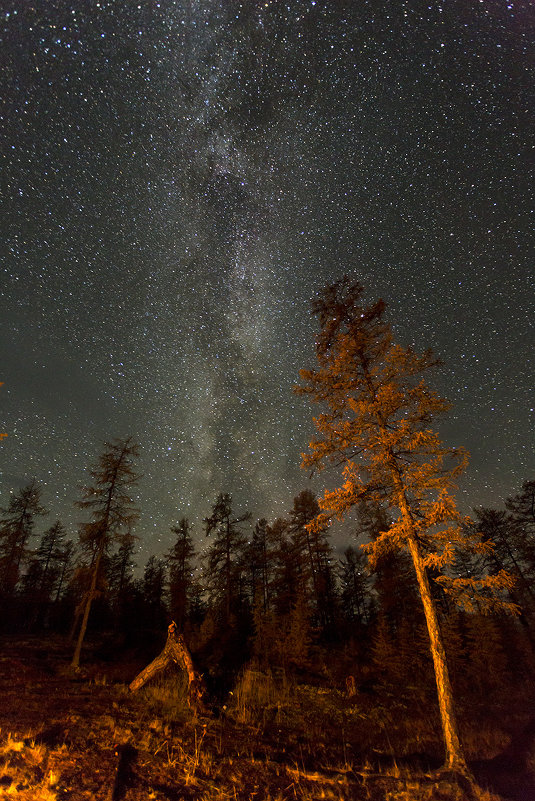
1;284;534;800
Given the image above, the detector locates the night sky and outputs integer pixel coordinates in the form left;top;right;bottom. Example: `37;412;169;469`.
1;0;534;564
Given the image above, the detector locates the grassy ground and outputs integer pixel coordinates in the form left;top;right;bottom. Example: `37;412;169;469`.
0;636;532;800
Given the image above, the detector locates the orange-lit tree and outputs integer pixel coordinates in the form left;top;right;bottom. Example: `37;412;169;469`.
297;276;513;775
71;437;140;669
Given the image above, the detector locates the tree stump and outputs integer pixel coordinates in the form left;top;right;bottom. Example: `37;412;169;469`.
129;622;206;710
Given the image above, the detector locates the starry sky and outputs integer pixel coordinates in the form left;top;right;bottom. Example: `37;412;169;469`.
1;0;534;564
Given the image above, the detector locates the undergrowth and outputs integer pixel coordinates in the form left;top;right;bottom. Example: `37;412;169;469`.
0;729;62;800
0;651;531;800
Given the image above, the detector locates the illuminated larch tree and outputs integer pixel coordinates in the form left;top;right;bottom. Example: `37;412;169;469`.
296;276;513;775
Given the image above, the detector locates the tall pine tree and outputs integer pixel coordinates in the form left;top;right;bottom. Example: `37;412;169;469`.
297;276;513;774
0;480;47;599
0;382;6;442
204;493;250;623
166;517;195;631
71;437;140;668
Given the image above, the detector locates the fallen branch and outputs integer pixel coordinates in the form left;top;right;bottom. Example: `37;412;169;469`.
286;766;350;784
129;621;206;710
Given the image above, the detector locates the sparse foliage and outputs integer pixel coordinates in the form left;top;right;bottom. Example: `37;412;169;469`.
165;517;195;631
0;382;6;441
142;555;167;631
20;520;74;629
0;480;48;599
71;437;140;668
297;276;515;773
204;493;251;622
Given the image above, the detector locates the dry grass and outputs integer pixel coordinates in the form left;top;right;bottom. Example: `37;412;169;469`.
153;723;210;784
0;729;61;800
230;667;292;727
380;780;503;801
0;639;532;800
460;721;512;762
137;670;190;723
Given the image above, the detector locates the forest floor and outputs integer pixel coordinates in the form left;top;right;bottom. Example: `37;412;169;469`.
0;636;533;801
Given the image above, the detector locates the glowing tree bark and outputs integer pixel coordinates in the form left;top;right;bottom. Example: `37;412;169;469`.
297;276;513;774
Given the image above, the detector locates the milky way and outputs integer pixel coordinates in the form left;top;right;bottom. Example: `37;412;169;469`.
1;1;534;562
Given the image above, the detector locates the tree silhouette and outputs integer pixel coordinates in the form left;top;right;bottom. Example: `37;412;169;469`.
0;480;47;599
165;517;195;631
108;523;138;630
288;490;336;628
506;479;535;534
267;517;296;617
21;520;73;628
506;480;535;598
297;276;513;774
0;382;6;441
244;518;270;611
204;493;250;623
71;437;140;669
472;508;534;617
142;555;167;631
338;545;370;627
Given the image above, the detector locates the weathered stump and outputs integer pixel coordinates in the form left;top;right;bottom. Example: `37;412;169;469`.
129;621;206;710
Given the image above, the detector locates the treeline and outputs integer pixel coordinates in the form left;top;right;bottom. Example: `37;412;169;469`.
0;452;534;703
1;279;534;770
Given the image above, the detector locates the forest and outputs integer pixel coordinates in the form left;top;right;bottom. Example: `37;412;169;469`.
0;281;534;800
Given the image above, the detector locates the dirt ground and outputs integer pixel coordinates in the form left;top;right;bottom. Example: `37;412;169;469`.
0;636;532;801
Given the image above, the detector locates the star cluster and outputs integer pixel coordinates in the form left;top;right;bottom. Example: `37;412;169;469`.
1;0;533;561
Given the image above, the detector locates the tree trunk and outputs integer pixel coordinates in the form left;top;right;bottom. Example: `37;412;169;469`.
406;535;468;774
71;545;103;669
386;457;469;776
129;621;206;710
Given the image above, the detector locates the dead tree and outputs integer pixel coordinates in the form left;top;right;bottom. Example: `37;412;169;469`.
129;622;206;710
